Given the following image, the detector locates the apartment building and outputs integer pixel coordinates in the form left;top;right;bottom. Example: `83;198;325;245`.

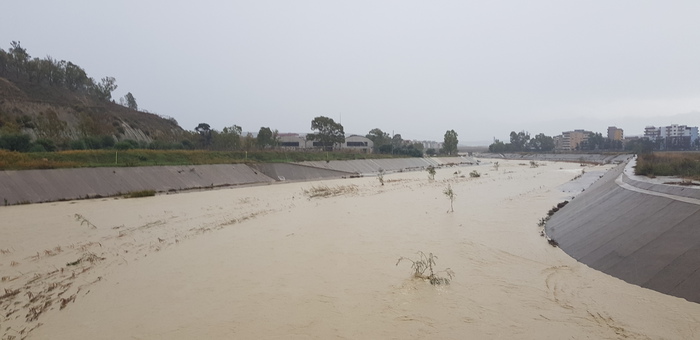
556;129;593;151
644;124;699;150
607;126;624;141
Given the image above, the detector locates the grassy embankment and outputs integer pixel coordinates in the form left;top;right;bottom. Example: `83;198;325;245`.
635;152;700;181
0;149;397;171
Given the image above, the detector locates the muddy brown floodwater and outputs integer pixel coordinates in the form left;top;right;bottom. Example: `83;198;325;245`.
1;160;698;339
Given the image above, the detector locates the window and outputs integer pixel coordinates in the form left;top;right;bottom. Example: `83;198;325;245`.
346;141;367;147
280;142;299;147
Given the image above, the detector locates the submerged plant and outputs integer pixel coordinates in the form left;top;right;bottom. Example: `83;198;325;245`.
303;184;358;198
377;168;385;186
427;165;436;180
443;184;456;212
396;251;455;285
74;214;97;229
124;189;156;198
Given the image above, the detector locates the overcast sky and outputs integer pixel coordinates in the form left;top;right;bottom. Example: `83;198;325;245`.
3;1;700;144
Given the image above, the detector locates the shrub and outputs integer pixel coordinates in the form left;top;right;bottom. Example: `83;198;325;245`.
100;135;116;148
114;141;133;150
443;184;456;212
427;165;436;180
124;189;156;198
34;138;57;152
0;133;32;152
69;140;86;150
28;144;46;152
396;251;455;285
469;170;480;178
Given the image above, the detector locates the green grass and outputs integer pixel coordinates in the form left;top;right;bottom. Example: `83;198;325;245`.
0;149;399;170
635;152;700;180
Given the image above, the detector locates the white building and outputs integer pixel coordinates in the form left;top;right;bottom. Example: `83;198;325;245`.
341;135;373;153
277;133;374;153
644;124;699;149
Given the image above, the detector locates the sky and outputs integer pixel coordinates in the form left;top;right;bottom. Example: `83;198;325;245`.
2;0;700;145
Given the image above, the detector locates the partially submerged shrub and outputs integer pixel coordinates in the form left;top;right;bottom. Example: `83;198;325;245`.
396;251;455;285
443;184;456;213
377;168;385;186
427;165;436;180
469;170;480;178
303;184;358;198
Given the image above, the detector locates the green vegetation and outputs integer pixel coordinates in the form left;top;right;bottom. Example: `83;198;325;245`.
306;116;345;151
489;131;556;153
0;149;398;171
442;129;459;156
635;152;700;180
302;184;358;198
365;128;425;156
469;170;480;178
124;190;156;198
377;168;385;186
443;184;456;212
427;165;436;180
396;251;455;286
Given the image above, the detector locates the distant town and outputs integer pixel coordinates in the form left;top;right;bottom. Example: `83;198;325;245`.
487;124;699;154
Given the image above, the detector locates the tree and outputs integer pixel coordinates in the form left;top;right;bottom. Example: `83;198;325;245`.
306;116;345;151
195;123;212;147
124;92;138;110
242;132;256;151
580;132;604;151
64;61;89;91
93;76;118;101
212;125;242;150
257;127;276;149
529;133;555;152
488;139;507;153
8;41;29;79
509;131;530;151
366;128;390;152
443;130;458;156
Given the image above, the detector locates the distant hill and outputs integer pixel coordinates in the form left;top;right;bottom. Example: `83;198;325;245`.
0;41;185;151
0;77;184;146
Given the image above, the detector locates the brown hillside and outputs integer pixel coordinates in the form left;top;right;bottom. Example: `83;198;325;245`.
0;77;185;144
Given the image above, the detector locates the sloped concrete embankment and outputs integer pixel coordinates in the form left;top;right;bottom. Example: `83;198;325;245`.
479;153;632;164
546;160;700;303
299;156;476;175
248;163;355;182
0;158;475;205
0;164;276;205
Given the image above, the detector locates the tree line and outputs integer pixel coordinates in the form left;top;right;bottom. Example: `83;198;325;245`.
0;41;461;156
488;130;626;153
0;41;138;105
488;131;556;153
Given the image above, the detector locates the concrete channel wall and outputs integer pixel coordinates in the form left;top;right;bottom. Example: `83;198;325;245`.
546;160;700;303
0;164;276;205
0;157;477;205
299;156;476;175
478;153;632;164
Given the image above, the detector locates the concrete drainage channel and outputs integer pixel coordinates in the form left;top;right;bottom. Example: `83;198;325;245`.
546;159;700;303
0;157;476;206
